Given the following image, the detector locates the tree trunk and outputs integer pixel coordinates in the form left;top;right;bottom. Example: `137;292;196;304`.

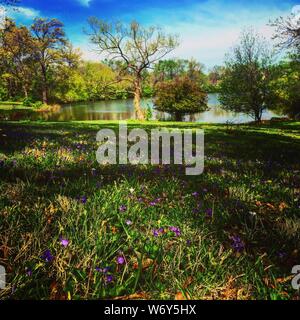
254;109;262;122
175;112;183;122
23;85;28;99
133;76;145;120
41;64;48;104
42;88;48;104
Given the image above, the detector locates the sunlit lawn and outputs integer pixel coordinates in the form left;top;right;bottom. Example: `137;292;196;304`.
0;120;300;300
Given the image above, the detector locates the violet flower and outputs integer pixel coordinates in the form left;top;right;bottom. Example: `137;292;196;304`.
231;236;245;252
41;249;54;262
116;256;125;265
119;205;127;212
169;226;181;237
205;208;213;218
60;237;69;248
80;196;87;204
105;275;113;283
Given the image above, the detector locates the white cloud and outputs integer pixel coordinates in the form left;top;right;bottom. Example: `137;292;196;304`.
120;0;295;68
0;7;5;24
292;5;300;14
77;0;92;7
16;7;40;18
73;0;300;68
292;4;300;22
80;44;104;61
0;6;40;22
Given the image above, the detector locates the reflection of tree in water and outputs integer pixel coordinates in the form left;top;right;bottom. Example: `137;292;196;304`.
3;95;279;122
189;114;196;122
211;106;231;117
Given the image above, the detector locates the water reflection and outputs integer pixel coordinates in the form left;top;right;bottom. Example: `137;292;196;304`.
0;94;279;123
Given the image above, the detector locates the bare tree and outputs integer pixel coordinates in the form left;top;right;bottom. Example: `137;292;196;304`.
87;19;178;120
270;11;300;53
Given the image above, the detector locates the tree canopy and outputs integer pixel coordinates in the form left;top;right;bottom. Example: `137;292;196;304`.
154;76;208;121
219;29;277;121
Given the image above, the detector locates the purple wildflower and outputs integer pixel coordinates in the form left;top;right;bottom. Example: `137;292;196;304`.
105;275;113;283
26;268;32;276
152;228;164;237
116;256;125;265
231;236;245;252
102;267;110;273
95;266;110;273
149;198;162;207
277;251;287;259
126;220;132;226
152;229;159;237
192;192;199;197
169;226;181;237
205;208;213;218
80;196;87;204
60;237;69;248
41;249;54;262
119;205;127;212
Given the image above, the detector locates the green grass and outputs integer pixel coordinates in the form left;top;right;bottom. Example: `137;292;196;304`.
0;102;33;112
0;120;300;300
0;101;23;105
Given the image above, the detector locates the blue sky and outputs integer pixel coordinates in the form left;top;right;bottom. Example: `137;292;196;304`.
1;0;300;69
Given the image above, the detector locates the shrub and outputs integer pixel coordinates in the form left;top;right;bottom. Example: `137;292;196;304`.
154;76;208;121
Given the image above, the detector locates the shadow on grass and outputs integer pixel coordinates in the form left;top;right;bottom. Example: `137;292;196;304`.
1;120;300;297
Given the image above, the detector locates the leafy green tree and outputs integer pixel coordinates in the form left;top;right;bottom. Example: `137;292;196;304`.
271;58;300;118
51;47;84;103
87;19;178;120
219;29;276;122
30;18;68;104
208;66;223;84
207;65;225;92
154;76;208;121
0;18;33;98
81;61;130;100
270;12;300;118
154;58;206;82
154;59;186;81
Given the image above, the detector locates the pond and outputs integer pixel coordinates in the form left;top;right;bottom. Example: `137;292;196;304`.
0;94;279;123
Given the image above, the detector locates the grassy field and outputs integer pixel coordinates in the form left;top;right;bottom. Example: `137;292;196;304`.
0;120;300;300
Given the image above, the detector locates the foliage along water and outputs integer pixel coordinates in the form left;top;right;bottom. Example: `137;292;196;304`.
1;94;279;123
